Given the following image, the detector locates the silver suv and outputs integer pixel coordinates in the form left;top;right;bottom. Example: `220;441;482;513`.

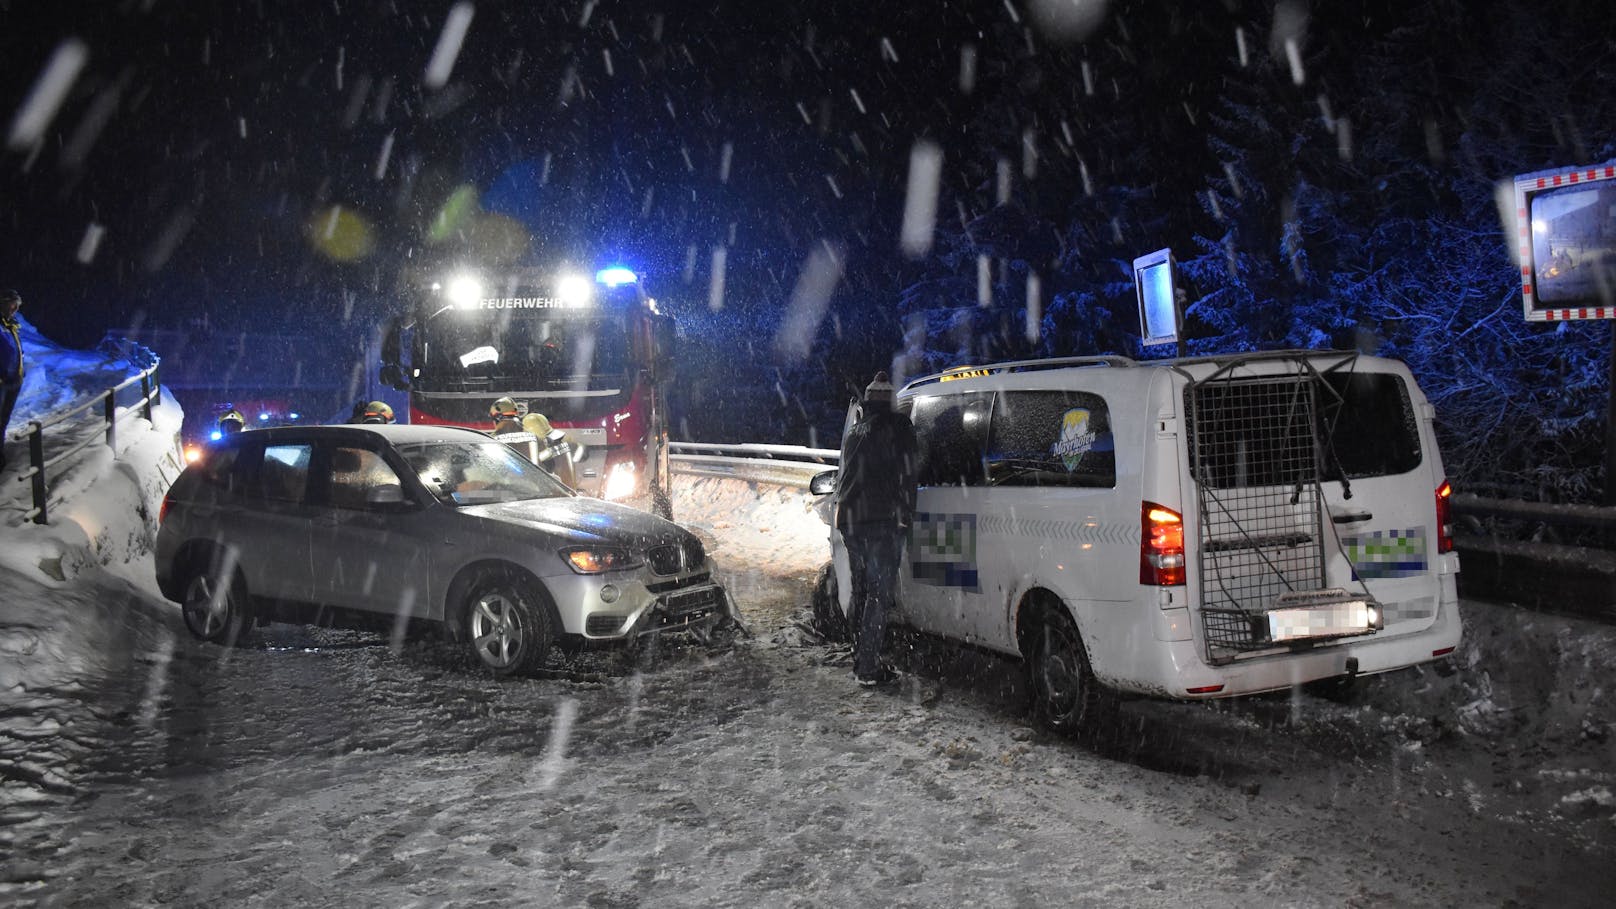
155;424;732;675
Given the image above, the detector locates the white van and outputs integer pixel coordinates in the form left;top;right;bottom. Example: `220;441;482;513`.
811;351;1461;731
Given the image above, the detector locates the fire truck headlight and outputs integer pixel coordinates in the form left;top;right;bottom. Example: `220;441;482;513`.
446;274;484;308
557;273;593;307
603;461;637;500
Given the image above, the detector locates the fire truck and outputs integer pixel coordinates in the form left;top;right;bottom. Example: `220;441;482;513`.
378;265;678;518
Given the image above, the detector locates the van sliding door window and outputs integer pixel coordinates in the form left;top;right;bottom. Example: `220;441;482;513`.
985;391;1116;488
910;392;992;487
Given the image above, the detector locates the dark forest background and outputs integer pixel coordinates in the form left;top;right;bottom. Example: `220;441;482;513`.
1;0;1612;501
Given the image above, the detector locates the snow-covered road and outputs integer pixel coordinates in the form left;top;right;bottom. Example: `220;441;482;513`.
2;473;1614;907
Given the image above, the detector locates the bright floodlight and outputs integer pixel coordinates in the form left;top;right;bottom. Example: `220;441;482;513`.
595;266;638;286
446;274;484;308
557;273;593;306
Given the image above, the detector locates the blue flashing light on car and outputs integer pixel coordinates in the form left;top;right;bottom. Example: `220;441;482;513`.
595;267;637;287
258;412;271;422
210;430;223;441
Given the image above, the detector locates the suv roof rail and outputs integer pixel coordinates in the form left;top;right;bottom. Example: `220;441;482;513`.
902;355;1137;392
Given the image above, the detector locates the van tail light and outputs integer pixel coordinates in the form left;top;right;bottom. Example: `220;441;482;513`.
1141;501;1186;586
1435;480;1453;554
159;492;174;525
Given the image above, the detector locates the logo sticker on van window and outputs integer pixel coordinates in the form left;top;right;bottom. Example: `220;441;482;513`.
1343;528;1427;579
1051;408;1098;471
910;512;980;591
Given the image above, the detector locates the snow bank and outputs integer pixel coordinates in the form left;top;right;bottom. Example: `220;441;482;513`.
0;316;184;594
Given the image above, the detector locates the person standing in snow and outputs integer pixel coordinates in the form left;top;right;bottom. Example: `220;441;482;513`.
0;290;26;470
835;371;919;688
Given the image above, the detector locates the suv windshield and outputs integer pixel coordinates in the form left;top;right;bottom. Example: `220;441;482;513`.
399;440;572;506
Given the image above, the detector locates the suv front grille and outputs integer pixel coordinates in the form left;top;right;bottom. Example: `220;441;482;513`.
647;571;711;594
648;544;684;575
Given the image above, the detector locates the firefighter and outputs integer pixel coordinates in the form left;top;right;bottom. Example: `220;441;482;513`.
522;411;579;488
360;401;394;424
217;408;246;436
489;396;542;463
489;396;524;435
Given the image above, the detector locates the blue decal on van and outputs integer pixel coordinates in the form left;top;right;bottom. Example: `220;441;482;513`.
1343;528;1427;579
911;512;980;592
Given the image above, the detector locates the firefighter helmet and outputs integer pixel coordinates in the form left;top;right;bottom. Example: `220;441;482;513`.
361;401;394;424
521;412;553;438
490;396;520;419
217;408;246;434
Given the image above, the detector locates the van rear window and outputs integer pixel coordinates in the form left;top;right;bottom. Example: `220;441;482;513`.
1186;370;1421;489
1319;372;1422;479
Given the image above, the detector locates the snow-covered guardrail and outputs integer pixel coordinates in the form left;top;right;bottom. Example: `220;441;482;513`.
1449;493;1616;621
668;442;839;489
3;347;163;526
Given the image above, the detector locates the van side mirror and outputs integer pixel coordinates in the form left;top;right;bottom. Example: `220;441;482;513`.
809;470;837;496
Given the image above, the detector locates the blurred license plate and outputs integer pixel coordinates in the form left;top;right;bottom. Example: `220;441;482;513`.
1267;590;1380;643
662;585;722;616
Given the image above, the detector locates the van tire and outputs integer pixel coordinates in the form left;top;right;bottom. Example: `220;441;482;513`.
811;563;851;642
1027;609;1106;734
462;569;554;677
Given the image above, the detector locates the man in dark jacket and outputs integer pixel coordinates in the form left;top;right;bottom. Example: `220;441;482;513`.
835;371;920;687
0;290;25;471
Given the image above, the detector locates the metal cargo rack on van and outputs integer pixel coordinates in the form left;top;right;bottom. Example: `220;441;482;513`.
1180;350;1385;664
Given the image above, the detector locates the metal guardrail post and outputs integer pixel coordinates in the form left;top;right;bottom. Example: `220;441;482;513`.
28;423;45;525
105;390;116;451
141;371;153;421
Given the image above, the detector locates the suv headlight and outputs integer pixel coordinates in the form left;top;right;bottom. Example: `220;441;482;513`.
562;547;640;574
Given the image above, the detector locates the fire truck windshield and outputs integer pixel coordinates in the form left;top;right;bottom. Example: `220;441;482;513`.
416;311;630;392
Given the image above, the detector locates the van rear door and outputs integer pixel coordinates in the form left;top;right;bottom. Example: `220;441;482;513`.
1315;366;1442;634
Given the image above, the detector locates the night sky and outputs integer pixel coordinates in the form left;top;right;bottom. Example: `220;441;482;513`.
2;0;1611;449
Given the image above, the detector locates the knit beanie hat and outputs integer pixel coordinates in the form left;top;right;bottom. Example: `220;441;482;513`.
863;371;894;405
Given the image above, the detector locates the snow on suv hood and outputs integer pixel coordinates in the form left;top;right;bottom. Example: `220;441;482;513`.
460;496;696;552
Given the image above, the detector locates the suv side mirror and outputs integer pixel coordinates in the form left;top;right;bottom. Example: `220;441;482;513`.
809;470;837;496
366;484;409;506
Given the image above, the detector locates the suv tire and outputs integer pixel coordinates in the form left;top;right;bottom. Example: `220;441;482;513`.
180;567;254;647
463;570;553;677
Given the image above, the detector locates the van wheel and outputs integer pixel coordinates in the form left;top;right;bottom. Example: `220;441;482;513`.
811;563;851;642
1028;610;1105;733
463;571;553;676
180;569;254;647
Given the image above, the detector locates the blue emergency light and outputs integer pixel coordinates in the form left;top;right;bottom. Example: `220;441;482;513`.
595;267;637;286
210;430;222;441
258;412;271;422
